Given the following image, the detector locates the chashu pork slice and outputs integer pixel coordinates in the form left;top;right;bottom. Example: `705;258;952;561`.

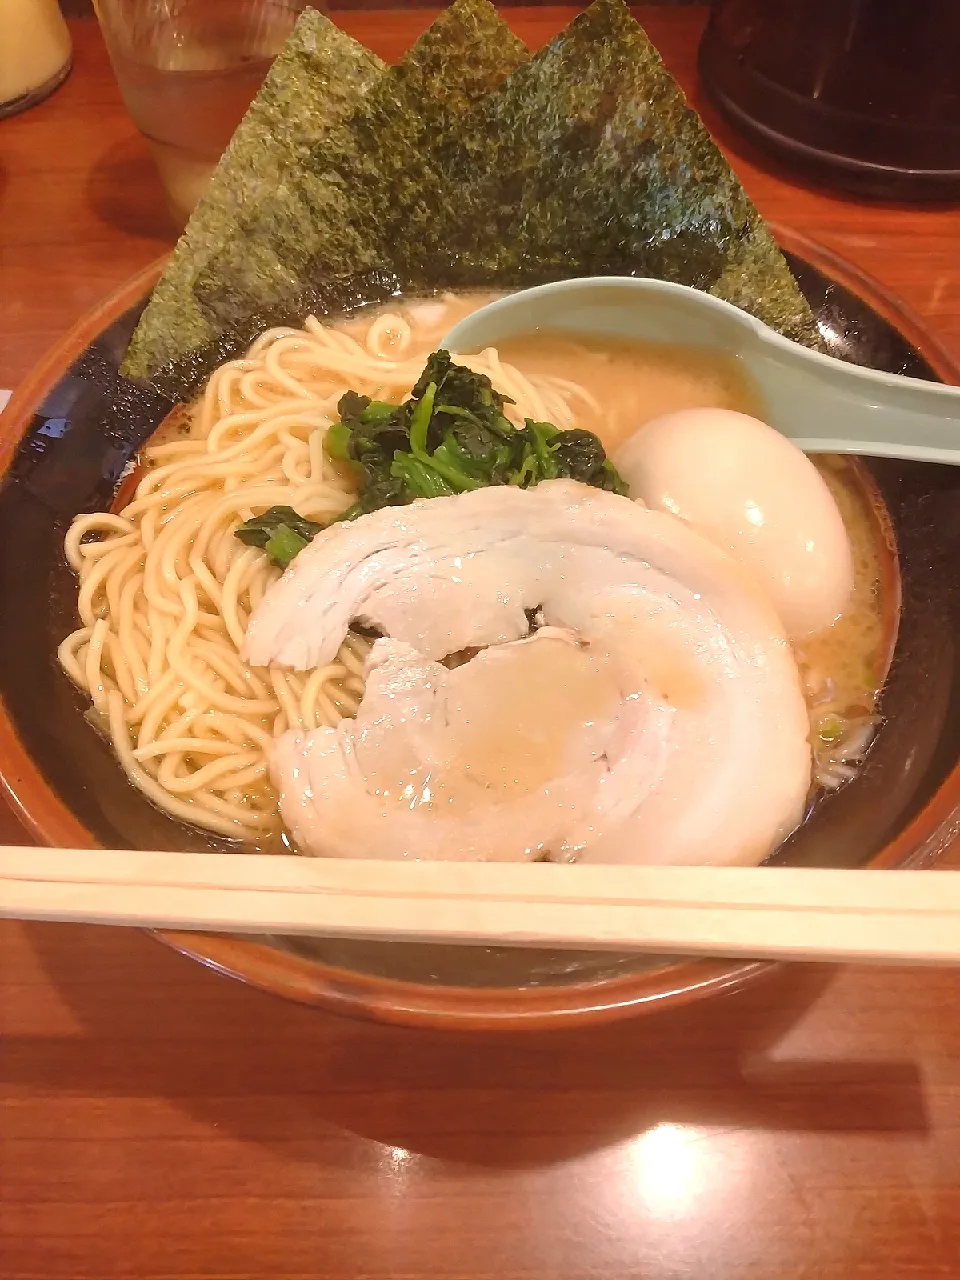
248;481;812;865
272;627;658;863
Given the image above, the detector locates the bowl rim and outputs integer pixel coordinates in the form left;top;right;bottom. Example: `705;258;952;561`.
2;224;960;1031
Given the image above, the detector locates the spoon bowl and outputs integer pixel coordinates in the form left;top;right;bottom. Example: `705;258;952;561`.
442;277;960;465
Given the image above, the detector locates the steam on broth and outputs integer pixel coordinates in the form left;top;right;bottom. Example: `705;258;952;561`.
58;290;895;859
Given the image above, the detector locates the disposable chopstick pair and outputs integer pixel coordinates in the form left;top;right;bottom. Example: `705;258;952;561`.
2;846;959;964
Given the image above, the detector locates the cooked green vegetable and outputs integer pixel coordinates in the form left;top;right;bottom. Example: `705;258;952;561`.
330;349;628;518
234;505;325;568
234;351;628;566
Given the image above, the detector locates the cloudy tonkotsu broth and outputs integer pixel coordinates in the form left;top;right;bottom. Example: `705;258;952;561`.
58;289;895;850
494;329;766;449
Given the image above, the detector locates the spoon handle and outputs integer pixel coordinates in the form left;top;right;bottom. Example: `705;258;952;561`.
441;275;960;467
747;332;960;465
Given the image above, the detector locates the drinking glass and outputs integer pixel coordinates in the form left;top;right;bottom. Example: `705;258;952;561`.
92;0;314;227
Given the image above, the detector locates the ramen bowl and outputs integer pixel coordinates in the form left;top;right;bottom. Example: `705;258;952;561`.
3;227;960;1030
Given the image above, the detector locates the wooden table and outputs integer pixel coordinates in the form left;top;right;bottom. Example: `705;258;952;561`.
2;11;960;1278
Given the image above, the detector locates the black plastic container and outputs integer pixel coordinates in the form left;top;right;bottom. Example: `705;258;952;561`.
699;0;960;201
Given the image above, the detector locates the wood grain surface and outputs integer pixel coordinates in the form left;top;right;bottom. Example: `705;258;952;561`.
2;11;960;1279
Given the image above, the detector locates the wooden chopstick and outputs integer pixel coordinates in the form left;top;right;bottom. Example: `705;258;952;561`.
3;845;960;964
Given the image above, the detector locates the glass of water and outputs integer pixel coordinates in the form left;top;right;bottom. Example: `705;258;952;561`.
93;0;314;228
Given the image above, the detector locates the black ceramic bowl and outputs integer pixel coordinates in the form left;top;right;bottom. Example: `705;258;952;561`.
3;226;959;1030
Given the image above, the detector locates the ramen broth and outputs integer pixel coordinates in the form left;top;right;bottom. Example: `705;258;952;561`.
495;329;767;449
796;457;894;751
70;290;895;849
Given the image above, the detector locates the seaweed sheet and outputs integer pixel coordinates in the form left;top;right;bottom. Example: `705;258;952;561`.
124;0;820;403
121;10;385;391
193;0;528;332
410;0;820;346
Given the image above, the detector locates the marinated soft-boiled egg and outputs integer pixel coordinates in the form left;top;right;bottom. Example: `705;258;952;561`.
613;408;854;639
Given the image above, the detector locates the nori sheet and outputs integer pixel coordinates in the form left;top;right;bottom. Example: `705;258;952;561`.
123;0;820;404
355;0;529;272
192;0;528;333
121;9;385;392
409;0;820;346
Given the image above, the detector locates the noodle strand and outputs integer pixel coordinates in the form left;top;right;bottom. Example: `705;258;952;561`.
58;304;585;842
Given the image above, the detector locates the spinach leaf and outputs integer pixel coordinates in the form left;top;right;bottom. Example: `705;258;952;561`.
233;351;631;563
331;350;631;525
328;349;523;507
550;428;630;494
234;505;325;567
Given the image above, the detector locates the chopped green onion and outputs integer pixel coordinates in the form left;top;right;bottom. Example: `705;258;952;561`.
817;713;844;744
